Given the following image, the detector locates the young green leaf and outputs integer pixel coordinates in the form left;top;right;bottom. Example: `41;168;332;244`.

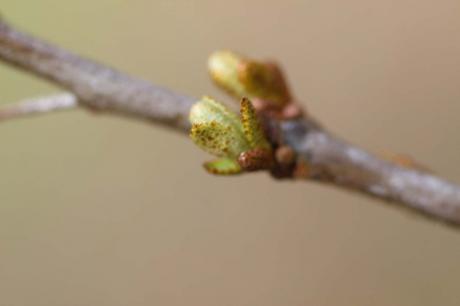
190;97;250;159
204;158;242;175
240;97;270;150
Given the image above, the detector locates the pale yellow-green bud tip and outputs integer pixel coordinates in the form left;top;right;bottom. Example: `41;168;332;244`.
208;51;291;107
208;51;246;98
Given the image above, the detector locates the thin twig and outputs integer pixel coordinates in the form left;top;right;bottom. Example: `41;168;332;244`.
1;18;460;227
0;93;77;122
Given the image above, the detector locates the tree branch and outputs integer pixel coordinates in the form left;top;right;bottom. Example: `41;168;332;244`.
0;19;194;132
1;18;460;227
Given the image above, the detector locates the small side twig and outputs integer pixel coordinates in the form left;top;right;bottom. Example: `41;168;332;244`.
0;93;77;122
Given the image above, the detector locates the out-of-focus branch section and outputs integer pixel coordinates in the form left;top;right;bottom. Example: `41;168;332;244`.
281;120;460;225
1;17;460;227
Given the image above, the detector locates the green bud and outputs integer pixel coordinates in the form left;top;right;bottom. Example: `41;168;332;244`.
189;96;272;175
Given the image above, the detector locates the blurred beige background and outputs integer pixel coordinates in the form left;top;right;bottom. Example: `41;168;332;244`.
1;1;460;305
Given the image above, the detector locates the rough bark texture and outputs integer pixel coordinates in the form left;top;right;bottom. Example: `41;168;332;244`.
1;19;460;227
